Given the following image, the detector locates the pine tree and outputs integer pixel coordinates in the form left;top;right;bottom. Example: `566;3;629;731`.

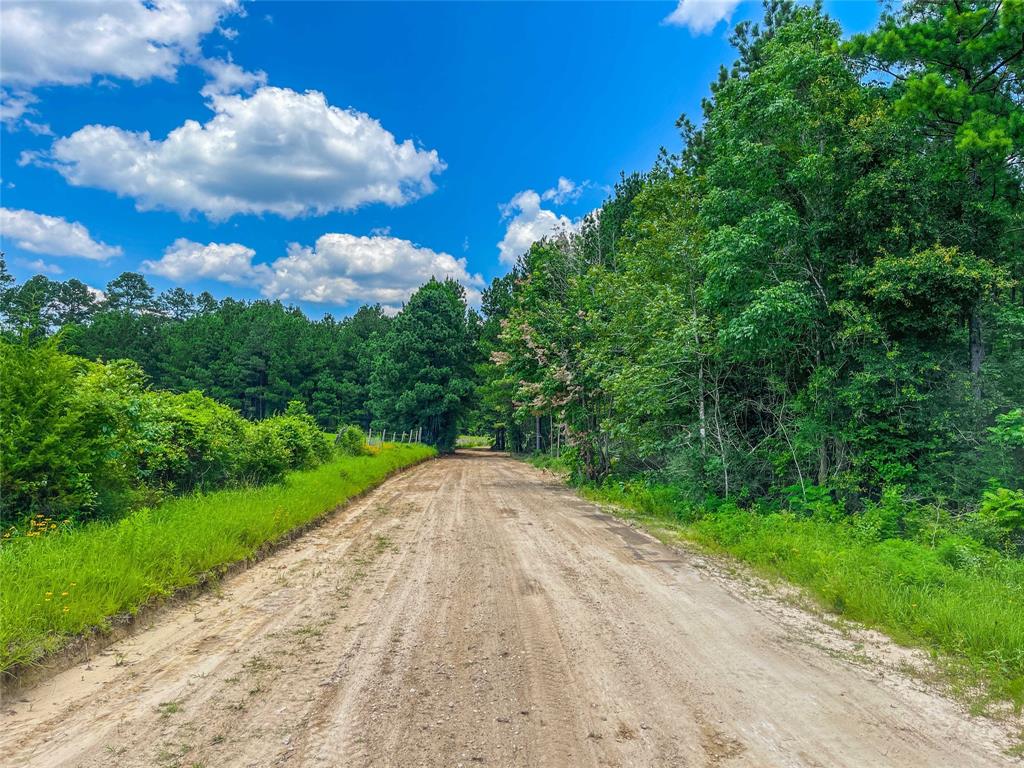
369;279;478;452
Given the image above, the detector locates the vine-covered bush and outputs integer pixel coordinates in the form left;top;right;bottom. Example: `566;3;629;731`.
335;424;370;456
0;339;335;526
137;391;249;494
262;401;333;469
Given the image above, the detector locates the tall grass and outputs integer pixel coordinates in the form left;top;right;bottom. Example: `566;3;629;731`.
0;444;435;673
456;434;493;449
547;469;1024;709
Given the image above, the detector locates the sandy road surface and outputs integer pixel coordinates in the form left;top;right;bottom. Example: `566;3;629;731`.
2;452;1019;767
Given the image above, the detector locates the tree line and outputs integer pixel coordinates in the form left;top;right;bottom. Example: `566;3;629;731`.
0;267;388;431
0;262;478;453
3;0;1021;528
475;0;1024;519
0;265;475;524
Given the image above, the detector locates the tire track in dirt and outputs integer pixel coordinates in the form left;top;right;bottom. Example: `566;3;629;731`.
1;452;1020;767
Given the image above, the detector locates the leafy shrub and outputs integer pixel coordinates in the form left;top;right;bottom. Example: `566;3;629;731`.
335;425;369;456
852;486;911;542
934;534;988;571
137;391;248;493
0;340;144;523
784;484;842;522
260;402;333;470
238;421;290;485
0;340;335;527
978;487;1024;552
989;409;1024;448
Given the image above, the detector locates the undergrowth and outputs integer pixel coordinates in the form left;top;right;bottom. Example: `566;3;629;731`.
0;444;435;673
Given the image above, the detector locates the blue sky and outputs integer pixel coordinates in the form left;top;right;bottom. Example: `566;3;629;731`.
0;1;881;317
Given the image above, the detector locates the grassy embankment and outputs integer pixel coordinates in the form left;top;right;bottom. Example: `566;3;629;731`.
0;443;435;674
528;455;1024;711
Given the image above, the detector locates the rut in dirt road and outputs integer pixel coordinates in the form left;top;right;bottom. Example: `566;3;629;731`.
1;452;1019;767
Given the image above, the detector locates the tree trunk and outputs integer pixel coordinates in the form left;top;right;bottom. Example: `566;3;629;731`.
969;307;984;401
694;306;707;455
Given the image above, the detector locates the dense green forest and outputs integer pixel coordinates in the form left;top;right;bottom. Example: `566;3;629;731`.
3;0;1022;536
477;0;1024;534
0;263;477;444
0;265;475;525
0;266;388;431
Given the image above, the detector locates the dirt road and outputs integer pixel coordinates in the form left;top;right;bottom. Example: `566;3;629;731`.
2;452;1018;767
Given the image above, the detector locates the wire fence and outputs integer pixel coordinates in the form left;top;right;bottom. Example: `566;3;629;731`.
366;426;423;446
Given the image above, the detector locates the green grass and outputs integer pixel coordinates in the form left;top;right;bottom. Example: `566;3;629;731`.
0;443;435;673
456;434;492;449
531;461;1024;710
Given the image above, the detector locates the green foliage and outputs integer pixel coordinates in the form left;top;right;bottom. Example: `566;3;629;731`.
484;0;1023;512
0;339;144;522
852;488;910;543
851;245;1007;337
335;424;370;456
455;434;492;449
369;279;478;453
2;271;394;433
848;0;1024;183
979;488;1024;550
239;421;290;485
0;339;335;526
136;391;249;494
103;272;156;314
0;445;435;672
990;408;1024;448
259;401;333;470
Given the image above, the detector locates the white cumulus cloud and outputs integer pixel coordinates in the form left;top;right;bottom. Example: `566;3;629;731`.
142;233;483;312
18;258;63;275
199;56;267;98
0;0;239;89
37;87;446;220
266;233;484;310
0;207;122;261
0;89;37;126
497;189;576;266
541;177;584;205
663;0;742;34
141;238;268;285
